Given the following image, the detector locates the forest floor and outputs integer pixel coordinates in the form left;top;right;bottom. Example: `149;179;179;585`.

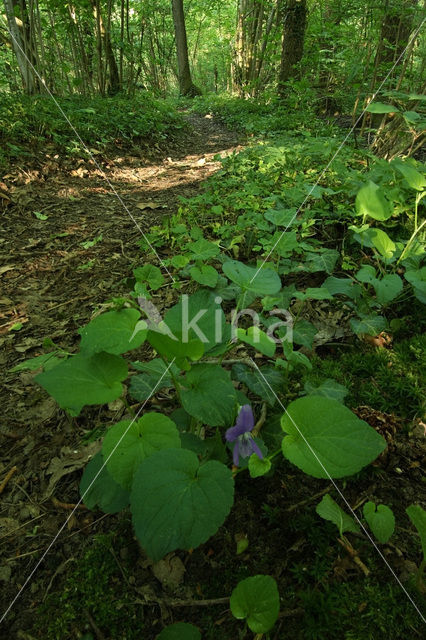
0;112;425;640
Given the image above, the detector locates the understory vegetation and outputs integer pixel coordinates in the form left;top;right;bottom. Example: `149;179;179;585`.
1;1;425;639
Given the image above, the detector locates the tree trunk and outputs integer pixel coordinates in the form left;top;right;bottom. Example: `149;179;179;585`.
278;0;307;95
171;0;200;96
3;0;37;93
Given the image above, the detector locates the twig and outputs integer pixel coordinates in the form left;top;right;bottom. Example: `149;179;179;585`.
85;610;106;640
252;402;267;437
285;486;332;512
0;466;17;495
51;497;88;510
135;596;229;608
337;537;370;576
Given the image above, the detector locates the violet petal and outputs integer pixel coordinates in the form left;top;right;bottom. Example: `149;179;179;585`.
232;441;240;466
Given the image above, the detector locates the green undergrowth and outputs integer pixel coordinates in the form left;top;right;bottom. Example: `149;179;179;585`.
36;526;143;640
305;334;426;418
0;93;185;167
188;91;334;138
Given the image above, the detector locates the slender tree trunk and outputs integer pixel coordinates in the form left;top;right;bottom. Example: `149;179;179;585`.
4;0;37;92
171;0;201;96
278;0;307;95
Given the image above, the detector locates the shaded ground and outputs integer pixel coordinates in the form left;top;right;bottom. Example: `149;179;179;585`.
0;112;425;640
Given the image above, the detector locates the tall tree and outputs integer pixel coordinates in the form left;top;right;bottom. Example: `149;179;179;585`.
278;0;307;95
3;0;38;93
171;0;200;96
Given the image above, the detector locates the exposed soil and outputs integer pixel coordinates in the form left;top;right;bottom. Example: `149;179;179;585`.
0;113;425;640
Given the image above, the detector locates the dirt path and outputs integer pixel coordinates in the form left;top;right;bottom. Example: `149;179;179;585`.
0;112;243;635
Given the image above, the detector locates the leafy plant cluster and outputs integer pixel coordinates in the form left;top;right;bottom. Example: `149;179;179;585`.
0;93;185;167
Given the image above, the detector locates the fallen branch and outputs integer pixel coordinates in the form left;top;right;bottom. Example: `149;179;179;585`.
0;465;17;495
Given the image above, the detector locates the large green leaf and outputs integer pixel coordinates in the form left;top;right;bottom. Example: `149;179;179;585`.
356;181;393;221
281;396;386;478
36;352;128;416
148;330;204;366
406;504;426;559
131;449;234;561
392;158;426;191
163;290;229;353
223;260;281;295
363;502;395;543
103;413;181;490
350;315;387;336
353;227;396;258
304;378;348;403
373;274;403;305
181;364;237;426
264;208;297;226
129;359;179;402
316;494;359;536
293;319;317;349
156;623;201;640
79;309;146;356
324;277;362;299
80;452;129;514
230;575;279;633
365;102;400;114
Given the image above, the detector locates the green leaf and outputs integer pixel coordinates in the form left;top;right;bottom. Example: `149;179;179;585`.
404;268;426;304
232;364;283;406
10;352;61;372
304;378;348;403
323;277;362;299
264;208;297;226
171;254;190;269
79;309;146;356
133;264;165;290
304;250;339;274
156;622;201;640
237;326;276;357
392;159;426;191
148;330;204;366
406;504;426;559
356;265;376;284
316;494;359;536
36;352;128;416
190;265;219;288
129;359;179;402
223;260;281;295
352;227;396;258
350;315;386;336
181;364;237;426
363;502;395;543
373;274;403;305
356;181;393;221
131;449;234;561
365;102;400;114
248;455;271;478
293;319;317;349
164;290;229;354
274;231;298;256
281;396;386;478
230;575;279;633
187;238;220;261
103;413;181;490
294;287;333;301
80;452;129;513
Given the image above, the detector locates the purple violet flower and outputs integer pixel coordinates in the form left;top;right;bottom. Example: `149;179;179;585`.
225;405;264;467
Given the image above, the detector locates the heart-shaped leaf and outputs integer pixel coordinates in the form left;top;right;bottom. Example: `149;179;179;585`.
131;449;234;561
36;352;128;416
181;364;237;426
103;413;181;490
79;309;146;356
281;396;386;478
356;181;393;221
190;265;219;288
363;502;395;543
80;452;129;513
223;260;281;295
230;575;279;633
